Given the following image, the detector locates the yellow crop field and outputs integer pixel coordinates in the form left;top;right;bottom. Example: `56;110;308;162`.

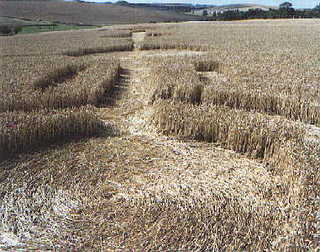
0;19;319;250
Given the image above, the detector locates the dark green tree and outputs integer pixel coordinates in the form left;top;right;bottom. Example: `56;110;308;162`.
279;2;293;9
279;2;295;17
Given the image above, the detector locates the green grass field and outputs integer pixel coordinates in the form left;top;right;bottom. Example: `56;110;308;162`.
0;16;98;35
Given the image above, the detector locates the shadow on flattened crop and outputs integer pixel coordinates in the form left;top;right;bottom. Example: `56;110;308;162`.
0;122;119;163
96;67;131;107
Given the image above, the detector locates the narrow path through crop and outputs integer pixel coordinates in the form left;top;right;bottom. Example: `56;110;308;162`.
95;32;319;229
132;31;146;50
95;32;283;212
101;35;318;247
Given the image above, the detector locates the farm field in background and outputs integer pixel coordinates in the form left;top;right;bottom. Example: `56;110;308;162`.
0;19;319;250
0;16;53;26
0;1;202;26
0;16;98;35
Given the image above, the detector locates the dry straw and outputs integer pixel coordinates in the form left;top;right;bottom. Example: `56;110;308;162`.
1;21;319;250
147;51;319;249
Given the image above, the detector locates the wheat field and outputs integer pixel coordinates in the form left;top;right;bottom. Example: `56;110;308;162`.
0;20;319;250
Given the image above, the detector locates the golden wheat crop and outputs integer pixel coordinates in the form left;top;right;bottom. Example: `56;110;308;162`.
0;57;120;112
139;40;210;51
0;106;104;159
63;43;133;56
202;86;320;125
0;29;133;56
33;64;87;90
146;52;320;125
1;20;320;250
0;30;126;160
152;101;305;160
148;61;203;104
99;29;132;38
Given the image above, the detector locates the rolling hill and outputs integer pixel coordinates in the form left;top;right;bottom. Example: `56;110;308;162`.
216;3;277;9
0;1;203;25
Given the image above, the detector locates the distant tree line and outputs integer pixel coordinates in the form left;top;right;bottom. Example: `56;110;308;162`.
203;2;320;21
